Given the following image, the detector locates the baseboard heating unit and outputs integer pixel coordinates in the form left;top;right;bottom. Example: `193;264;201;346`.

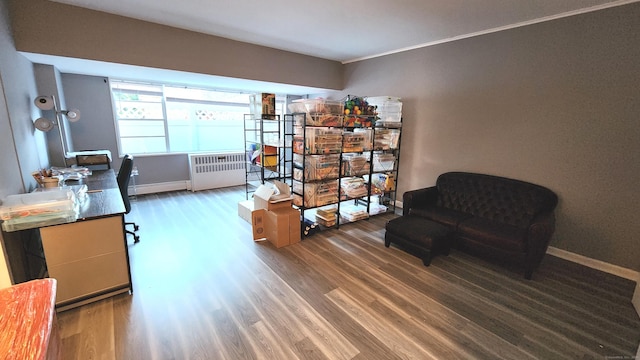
188;152;245;191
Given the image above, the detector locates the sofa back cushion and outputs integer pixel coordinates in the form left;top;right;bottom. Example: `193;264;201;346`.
436;172;558;228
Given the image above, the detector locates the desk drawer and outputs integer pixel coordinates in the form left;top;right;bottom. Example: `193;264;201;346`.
40;216;125;266
48;251;129;304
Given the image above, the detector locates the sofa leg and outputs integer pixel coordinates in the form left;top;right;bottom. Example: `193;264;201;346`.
524;269;533;280
422;251;432;266
441;245;450;256
384;236;391;248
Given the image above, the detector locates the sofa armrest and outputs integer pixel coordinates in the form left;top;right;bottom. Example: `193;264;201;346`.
525;211;556;274
402;187;439;216
528;211;556;243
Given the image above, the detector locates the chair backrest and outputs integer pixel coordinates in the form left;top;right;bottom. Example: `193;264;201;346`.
117;154;134;214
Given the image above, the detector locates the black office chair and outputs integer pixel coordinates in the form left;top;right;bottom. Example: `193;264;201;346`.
117;154;140;243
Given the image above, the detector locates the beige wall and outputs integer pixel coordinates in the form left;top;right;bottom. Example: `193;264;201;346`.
338;2;640;271
9;0;343;91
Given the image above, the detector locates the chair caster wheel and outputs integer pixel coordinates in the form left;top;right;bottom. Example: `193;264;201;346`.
134;236;140;243
134;225;140;231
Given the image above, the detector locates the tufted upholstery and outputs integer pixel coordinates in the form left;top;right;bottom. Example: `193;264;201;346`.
404;172;558;279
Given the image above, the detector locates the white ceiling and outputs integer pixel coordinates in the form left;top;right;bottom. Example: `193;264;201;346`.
49;0;635;63
26;0;637;93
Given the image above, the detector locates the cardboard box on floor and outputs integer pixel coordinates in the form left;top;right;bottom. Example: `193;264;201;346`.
249;181;300;248
252;207;300;248
253;180;293;211
238;180;291;224
238;200;254;223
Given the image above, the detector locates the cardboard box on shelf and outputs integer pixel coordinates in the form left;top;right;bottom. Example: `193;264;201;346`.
254;181;293;211
260;154;278;167
262;145;277;155
262;93;275;116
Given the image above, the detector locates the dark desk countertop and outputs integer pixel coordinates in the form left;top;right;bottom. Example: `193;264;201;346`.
60;169;125;220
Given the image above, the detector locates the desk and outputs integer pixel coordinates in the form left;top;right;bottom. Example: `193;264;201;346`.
39;169;133;311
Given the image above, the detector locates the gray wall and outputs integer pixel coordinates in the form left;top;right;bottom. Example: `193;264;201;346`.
0;0;48;286
338;3;640;271
9;0;343;91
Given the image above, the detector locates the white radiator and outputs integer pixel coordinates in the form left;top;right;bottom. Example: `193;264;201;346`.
189;152;245;191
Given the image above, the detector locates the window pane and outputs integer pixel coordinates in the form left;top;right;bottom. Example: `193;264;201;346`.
115;101;164;119
121;137;167;154
118;120;166;137
166;101;245;152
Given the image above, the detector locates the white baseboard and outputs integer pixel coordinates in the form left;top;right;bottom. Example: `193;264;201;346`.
132;180;243;195
134;181;189;195
547;247;640;318
546;246;639;282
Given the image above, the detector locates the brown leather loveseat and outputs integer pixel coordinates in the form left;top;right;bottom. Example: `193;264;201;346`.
403;172;558;279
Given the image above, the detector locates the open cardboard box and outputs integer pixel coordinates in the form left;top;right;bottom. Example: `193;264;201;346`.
253;180;293;211
239;180;291;224
248;180;301;248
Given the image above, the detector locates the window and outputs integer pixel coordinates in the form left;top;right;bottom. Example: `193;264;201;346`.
111;80;267;155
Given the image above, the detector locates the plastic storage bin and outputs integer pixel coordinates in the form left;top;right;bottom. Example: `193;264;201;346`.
293;154;340;181
373;129;400;150
341;154;370;176
292;180;339;208
367;96;402;123
293;113;342;127
339;204;370;222
293;128;342;154
342;132;367;153
372;152;396;172
0;189;78;232
294;99;344;115
340;177;369;199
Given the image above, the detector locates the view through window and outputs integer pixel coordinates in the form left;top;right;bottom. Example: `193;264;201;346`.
110;80;284;155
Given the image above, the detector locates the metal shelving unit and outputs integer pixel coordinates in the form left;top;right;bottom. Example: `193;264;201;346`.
243;114;292;199
289;106;402;230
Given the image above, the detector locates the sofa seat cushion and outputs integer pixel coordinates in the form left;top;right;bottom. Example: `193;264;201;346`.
457;217;527;253
408;206;471;228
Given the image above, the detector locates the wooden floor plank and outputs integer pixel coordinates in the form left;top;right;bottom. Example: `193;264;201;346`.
326;287;439;360
54;187;640;359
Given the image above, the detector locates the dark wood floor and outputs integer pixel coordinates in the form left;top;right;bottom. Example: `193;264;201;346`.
56;186;640;359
